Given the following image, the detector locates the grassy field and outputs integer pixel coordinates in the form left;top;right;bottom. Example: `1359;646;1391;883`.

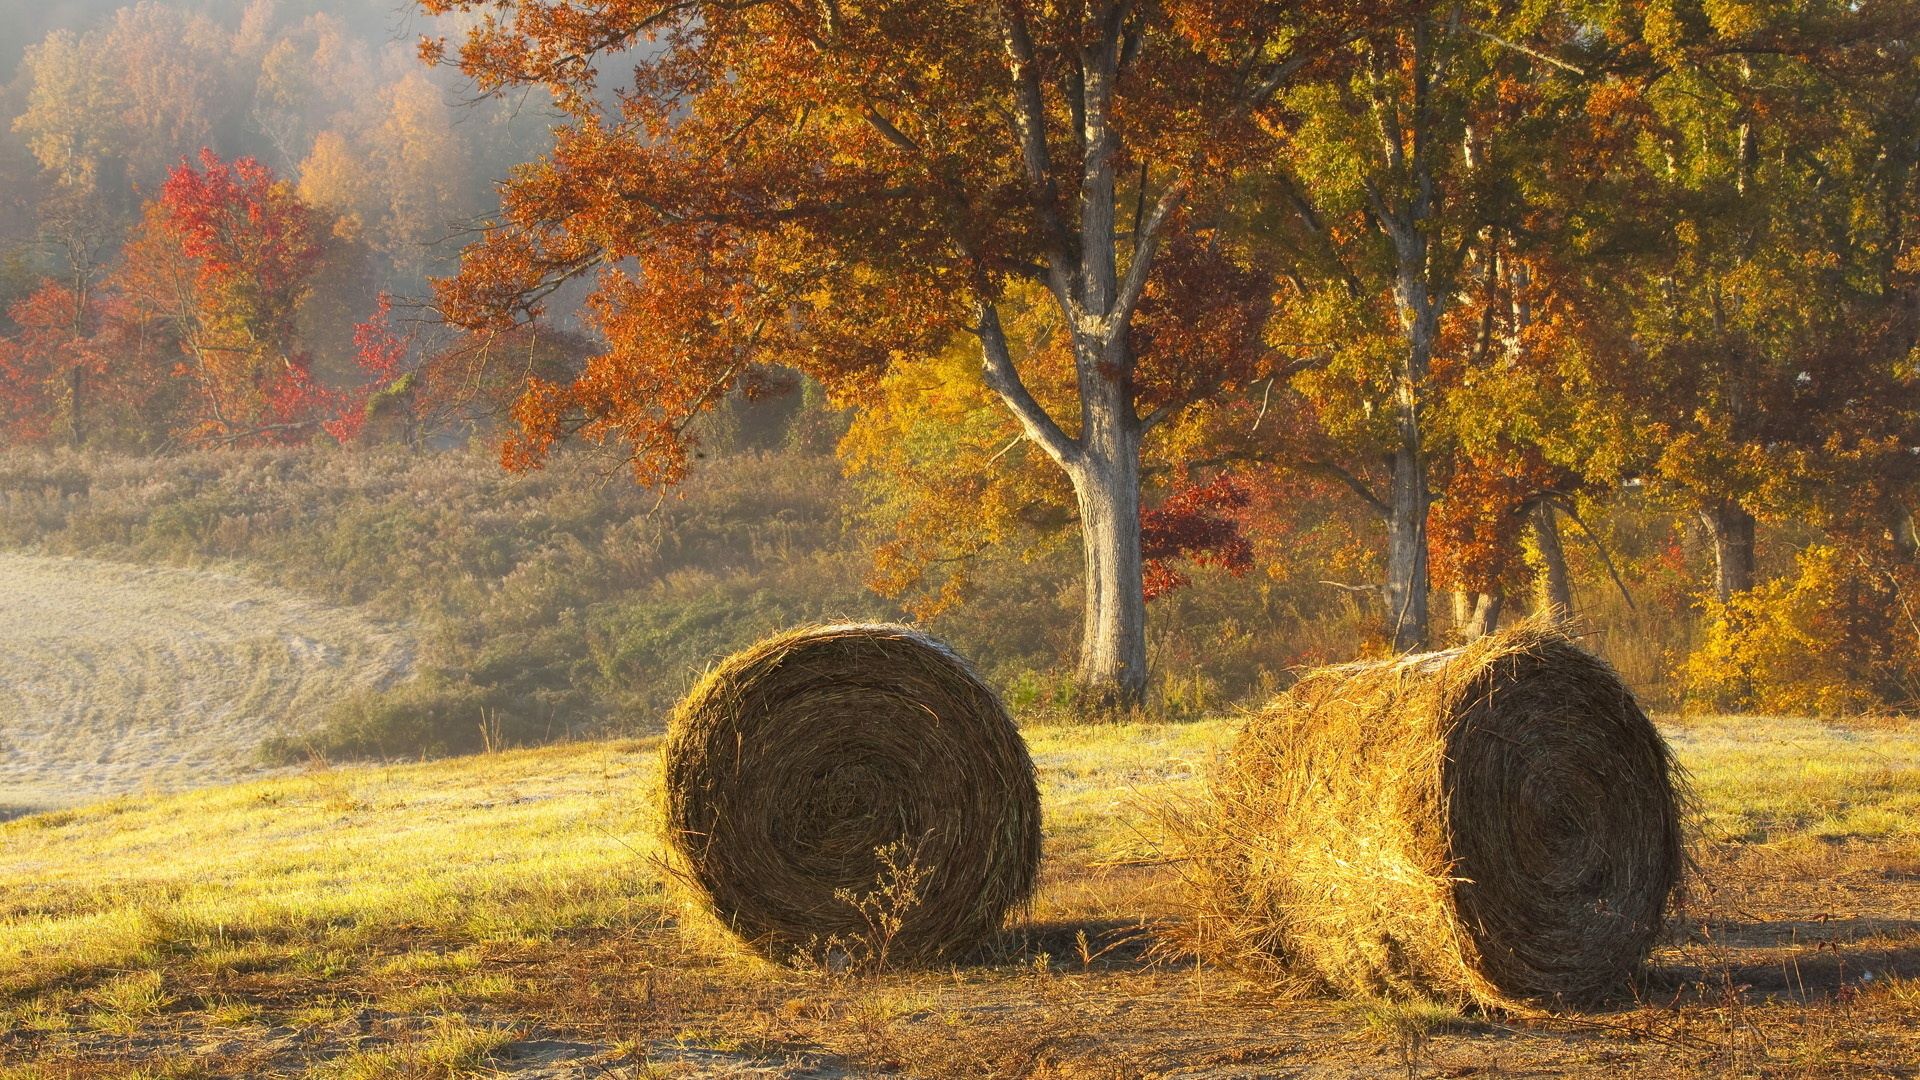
0;444;1695;766
1;714;1915;1078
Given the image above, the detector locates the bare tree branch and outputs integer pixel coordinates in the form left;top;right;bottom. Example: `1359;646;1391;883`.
1304;458;1391;518
1549;495;1638;610
975;300;1081;467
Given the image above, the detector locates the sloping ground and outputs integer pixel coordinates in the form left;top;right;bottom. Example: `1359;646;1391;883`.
0;552;413;812
0;716;1916;1076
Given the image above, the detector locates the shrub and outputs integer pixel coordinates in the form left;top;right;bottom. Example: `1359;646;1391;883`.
1684;544;1917;715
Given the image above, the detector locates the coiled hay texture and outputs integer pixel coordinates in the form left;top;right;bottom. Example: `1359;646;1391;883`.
663;624;1040;966
1193;624;1684;1010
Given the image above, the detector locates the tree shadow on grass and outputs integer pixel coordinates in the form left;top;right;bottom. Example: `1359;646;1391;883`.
1647;916;1920;1003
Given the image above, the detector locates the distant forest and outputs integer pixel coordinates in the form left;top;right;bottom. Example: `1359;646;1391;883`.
0;0;565;385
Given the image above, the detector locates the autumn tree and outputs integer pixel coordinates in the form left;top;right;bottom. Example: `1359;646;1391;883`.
0;280;104;444
114;149;329;445
11;28;123;193
12;5;232;199
0;278;178;447
1152;3;1614;651
250;14;380;171
337;292;594;445
1565;0;1920;605
420;0;1409;704
100;3;229;190
841;314;1253;625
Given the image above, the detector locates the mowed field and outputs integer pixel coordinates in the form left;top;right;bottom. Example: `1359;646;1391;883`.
0;553;414;814
0;713;1917;1078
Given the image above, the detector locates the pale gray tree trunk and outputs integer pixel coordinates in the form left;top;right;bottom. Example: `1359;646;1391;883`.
977;8;1185;707
1383;444;1431;651
1700;501;1756;602
1533;502;1573;625
1068;381;1148;703
1468;589;1504;639
1452;588;1502;639
1376;229;1439;653
1368;24;1442;654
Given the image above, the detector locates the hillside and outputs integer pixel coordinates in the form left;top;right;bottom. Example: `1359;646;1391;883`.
0;444;1346;762
0;552;413;814
1;715;1916;1076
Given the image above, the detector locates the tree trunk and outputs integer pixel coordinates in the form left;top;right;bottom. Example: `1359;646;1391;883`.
1700;502;1756;601
1383;444;1430;652
65;366;85;448
1533;502;1573;625
1464;589;1502;640
1069;448;1147;709
1067;344;1148;708
1374;25;1438;656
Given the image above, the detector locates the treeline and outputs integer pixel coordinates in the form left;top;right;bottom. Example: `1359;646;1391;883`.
414;0;1920;715
0;0;566;446
2;1;1918;720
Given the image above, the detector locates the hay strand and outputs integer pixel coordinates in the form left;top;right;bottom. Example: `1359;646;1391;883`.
1185;623;1684;1009
663;624;1040;966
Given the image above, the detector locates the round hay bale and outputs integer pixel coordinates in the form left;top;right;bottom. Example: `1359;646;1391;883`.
663;624;1040;966
1193;624;1684;1009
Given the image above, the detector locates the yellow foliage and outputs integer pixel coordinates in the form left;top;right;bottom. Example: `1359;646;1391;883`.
838;292;1074;618
1684;545;1898;716
1641;0;1685;61
297;130;374;242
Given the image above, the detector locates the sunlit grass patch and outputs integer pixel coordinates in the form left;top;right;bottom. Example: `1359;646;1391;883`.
84;970;173;1035
1023;717;1229;865
0;712;1916;1074
1662;714;1920;844
0;738;668;1003
314;1016;516;1079
199;995;265;1027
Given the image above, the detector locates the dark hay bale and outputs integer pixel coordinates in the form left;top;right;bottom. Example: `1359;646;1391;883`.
1185;623;1684;1010
663;623;1040;966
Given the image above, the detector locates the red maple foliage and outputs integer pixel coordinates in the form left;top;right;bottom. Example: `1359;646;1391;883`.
1140;474;1255;601
115;149;330;446
0;280;174;447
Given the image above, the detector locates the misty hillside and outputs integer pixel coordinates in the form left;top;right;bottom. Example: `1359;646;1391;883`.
0;0;565;382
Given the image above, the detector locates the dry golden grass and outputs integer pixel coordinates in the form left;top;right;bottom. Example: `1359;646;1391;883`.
0;713;1915;1077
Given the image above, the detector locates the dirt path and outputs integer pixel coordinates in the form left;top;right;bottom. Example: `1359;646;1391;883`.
0;553;413;812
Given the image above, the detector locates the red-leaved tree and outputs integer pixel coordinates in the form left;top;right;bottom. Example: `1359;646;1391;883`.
0;280;175;448
113;150;329;446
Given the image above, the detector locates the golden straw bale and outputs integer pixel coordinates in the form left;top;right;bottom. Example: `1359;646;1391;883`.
1185;624;1684;1009
663;624;1040;966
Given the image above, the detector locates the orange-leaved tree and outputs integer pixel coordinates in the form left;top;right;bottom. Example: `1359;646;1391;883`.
1154;3;1614;651
0;281;172;448
419;0;1410;704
